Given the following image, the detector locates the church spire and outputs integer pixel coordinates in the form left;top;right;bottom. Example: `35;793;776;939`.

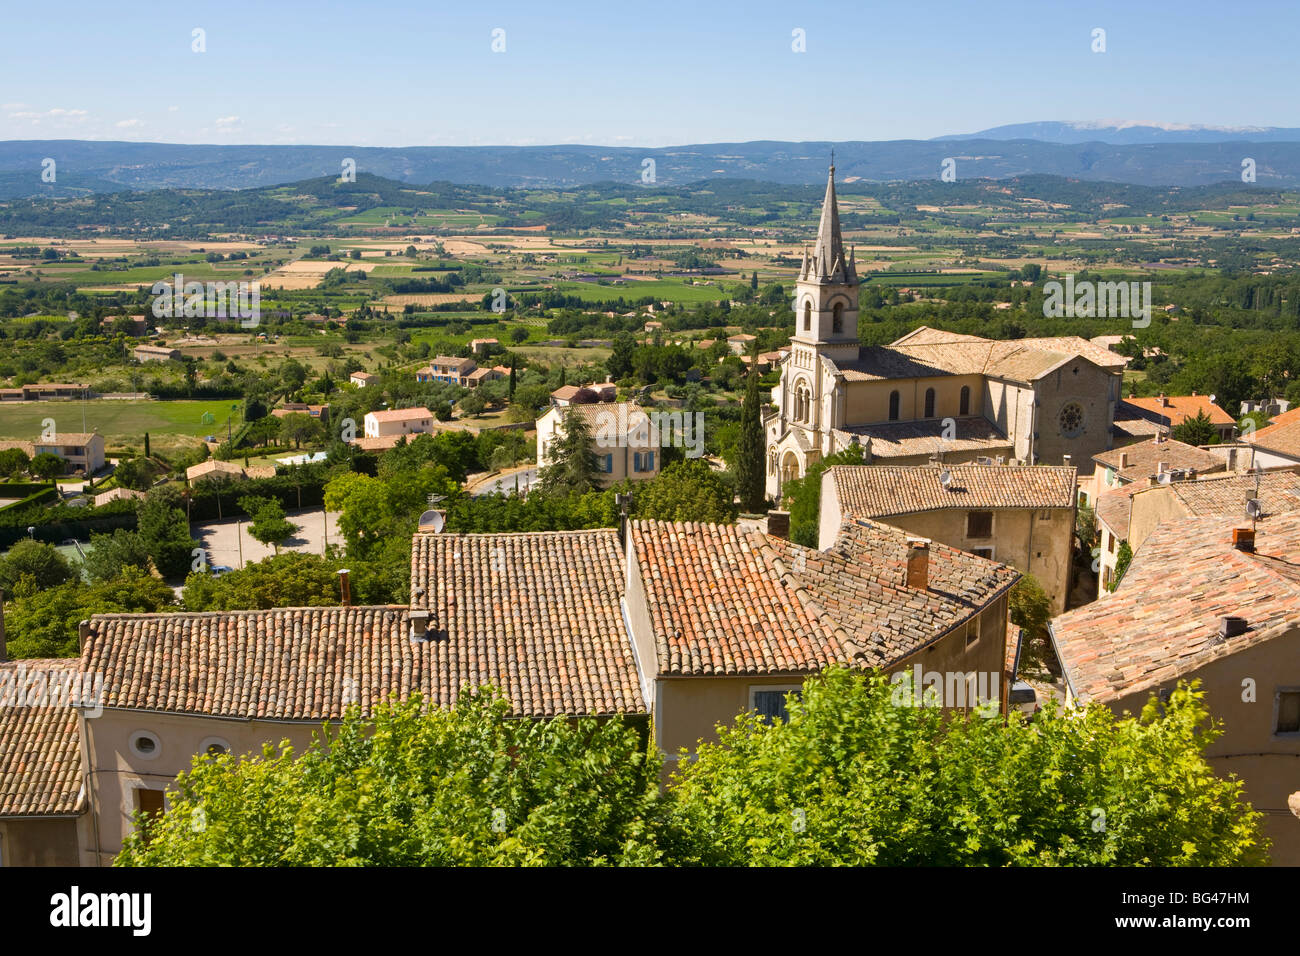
811;162;854;283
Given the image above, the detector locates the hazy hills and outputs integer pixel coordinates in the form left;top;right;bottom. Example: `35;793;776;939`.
0;133;1298;198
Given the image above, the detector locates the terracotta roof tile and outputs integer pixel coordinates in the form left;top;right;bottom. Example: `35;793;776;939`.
409;530;644;716
1093;437;1224;482
1122;395;1236;427
0;660;84;817
1051;511;1300;704
829;463;1076;519
630;518;1018;676
833;418;1014;460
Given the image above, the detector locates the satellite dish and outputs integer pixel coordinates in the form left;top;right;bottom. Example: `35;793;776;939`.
939;470;953;489
418;509;445;533
1246;498;1263;518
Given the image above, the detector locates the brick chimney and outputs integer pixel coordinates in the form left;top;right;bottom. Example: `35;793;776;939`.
338;568;352;606
1119;451;1129;468
767;510;790;540
905;538;930;591
1232;527;1255;553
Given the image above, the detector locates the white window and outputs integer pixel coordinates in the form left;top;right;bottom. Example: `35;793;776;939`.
749;684;802;725
129;730;161;760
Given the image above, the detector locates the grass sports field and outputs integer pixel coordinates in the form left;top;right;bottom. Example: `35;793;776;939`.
0;400;242;440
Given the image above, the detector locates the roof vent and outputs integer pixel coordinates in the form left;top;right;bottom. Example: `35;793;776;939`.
1219;616;1248;639
409;609;430;641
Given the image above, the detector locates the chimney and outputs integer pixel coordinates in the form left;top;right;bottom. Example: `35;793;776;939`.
1160;393;1169;407
905;538;930;591
1062;454;1071;467
1156;461;1166;477
1219;616;1248;639
766;510;790;540
1119;451;1129;468
77;619;92;654
338;568;352;606
1232;527;1255;553
409;609;430;641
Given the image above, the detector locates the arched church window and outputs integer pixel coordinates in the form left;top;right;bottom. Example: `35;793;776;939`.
924;388;936;418
803;301;812;332
959;385;970;416
832;302;843;334
888;390;900;422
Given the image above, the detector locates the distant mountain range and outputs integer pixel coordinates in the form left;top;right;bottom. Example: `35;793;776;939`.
0;125;1298;197
934;120;1300;145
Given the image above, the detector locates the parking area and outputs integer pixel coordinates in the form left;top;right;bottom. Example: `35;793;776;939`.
192;508;341;570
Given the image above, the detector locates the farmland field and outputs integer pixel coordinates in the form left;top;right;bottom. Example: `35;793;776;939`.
0;400;243;440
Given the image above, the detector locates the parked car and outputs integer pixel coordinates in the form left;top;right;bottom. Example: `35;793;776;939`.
210;565;233;578
1010;681;1038;715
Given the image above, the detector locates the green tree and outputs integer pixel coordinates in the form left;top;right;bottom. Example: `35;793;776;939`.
782;445;868;547
116;693;662;866
82;529;152;583
0;446;31;478
182;552;339;611
1008;573;1055;679
734;345;766;513
607;331;636;380
277;412;325;450
113;457;155;491
4;568;174;658
29;452;64;483
0;539;74;593
238;495;296;556
668;669;1267;866
1110;540;1134;592
137;489;198;579
1171;409;1218;446
627;460;736;523
537;408;603;496
458;389;487;418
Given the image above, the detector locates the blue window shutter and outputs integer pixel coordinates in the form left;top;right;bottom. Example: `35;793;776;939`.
634;452;641;472
605;454;613;473
647;451;655;470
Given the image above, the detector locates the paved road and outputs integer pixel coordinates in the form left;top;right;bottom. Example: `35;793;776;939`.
472;468;537;497
193;508;341;571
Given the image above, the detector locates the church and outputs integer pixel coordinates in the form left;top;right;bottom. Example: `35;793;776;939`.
765;166;1128;499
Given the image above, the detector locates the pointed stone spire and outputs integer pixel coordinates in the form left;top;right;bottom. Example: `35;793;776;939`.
811;163;853;283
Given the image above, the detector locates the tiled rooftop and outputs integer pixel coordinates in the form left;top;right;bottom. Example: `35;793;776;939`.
1121;394;1235;427
828;463;1077;519
409;529;644;716
630;518;1018;676
1167;470;1300;518
833;418;1014;460
0;660;84;817
1051;511;1300;704
1093;437;1224;483
1248;406;1300;458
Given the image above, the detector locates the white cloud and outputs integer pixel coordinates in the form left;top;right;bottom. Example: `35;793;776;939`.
167;105;180;112
115;118;144;129
214;115;241;128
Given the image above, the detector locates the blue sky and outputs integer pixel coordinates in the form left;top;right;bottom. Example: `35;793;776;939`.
2;0;1296;146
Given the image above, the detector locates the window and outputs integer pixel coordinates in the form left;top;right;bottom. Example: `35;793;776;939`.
959;385;971;416
1276;690;1300;735
1059;401;1085;438
200;737;231;758
135;787;166;844
924;388;936;418
750;685;802;725
832;302;843;334
129;731;161;760
803;301;812;331
966;615;981;648
888;390;900;421
966;511;993;539
971;546;994;560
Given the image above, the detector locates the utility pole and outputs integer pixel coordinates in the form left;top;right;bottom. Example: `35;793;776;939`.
236;519;244;569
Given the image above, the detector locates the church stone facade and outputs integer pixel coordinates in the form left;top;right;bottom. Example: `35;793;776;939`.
765;167;1128;499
